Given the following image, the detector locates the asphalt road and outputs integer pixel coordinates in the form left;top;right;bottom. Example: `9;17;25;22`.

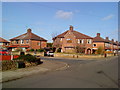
2;56;118;88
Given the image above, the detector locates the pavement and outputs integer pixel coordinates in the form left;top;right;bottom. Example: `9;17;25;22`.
0;60;68;83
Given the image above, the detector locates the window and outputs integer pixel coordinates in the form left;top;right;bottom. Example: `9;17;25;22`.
16;40;19;44
93;44;96;47
87;39;92;44
78;39;84;44
67;39;72;43
105;43;110;47
37;42;40;46
11;41;14;44
5;43;8;46
21;40;24;44
60;38;62;41
0;43;3;45
26;40;29;43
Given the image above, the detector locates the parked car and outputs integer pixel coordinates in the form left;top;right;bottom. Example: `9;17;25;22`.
44;51;54;57
0;50;9;55
48;51;54;57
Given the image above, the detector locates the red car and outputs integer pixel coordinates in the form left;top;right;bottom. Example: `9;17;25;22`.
0;50;9;55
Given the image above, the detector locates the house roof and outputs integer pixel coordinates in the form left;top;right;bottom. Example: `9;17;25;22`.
53;26;93;39
0;37;9;43
10;29;47;41
93;36;105;42
93;33;105;42
72;30;93;39
105;39;111;43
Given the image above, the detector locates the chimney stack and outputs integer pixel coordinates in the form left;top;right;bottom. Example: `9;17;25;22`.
97;33;100;37
112;39;114;42
106;37;109;40
27;28;32;34
69;25;73;31
116;41;118;43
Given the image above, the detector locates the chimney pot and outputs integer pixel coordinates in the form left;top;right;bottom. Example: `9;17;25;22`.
27;28;32;33
69;25;73;31
97;33;100;37
112;39;114;42
106;37;109;40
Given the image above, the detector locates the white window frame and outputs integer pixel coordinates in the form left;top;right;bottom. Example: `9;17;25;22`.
21;40;24;44
78;39;84;44
87;39;92;44
26;40;29;43
60;38;62;41
0;43;3;45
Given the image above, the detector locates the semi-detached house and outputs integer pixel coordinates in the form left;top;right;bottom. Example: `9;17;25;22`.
53;25;120;54
53;25;93;54
0;37;10;48
9;29;47;51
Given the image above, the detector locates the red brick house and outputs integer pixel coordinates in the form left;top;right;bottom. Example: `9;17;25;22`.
9;29;47;51
93;33;119;53
53;25;93;54
0;37;10;49
92;33;106;53
53;26;119;54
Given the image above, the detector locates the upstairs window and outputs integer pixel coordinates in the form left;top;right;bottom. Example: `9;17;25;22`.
93;44;96;47
67;39;72;43
5;43;8;46
21;40;24;44
87;39;92;44
0;43;3;45
26;40;29;43
78;39;84;44
11;41;14;44
16;40;19;44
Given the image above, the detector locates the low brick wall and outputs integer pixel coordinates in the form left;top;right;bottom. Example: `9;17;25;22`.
54;53;115;58
1;55;20;61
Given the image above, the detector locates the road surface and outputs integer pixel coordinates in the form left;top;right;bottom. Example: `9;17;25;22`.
2;56;118;88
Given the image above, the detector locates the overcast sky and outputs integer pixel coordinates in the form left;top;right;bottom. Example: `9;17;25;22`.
2;2;118;42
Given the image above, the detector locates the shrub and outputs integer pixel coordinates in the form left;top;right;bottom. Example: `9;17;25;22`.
47;43;53;47
16;54;43;65
16;54;36;62
2;60;25;71
57;48;61;52
30;49;34;52
96;47;104;54
37;49;44;52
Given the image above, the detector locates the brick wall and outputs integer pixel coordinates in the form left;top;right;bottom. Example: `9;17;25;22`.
93;42;105;49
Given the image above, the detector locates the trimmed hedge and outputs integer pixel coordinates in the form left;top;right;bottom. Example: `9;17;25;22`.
15;54;43;65
1;60;23;71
